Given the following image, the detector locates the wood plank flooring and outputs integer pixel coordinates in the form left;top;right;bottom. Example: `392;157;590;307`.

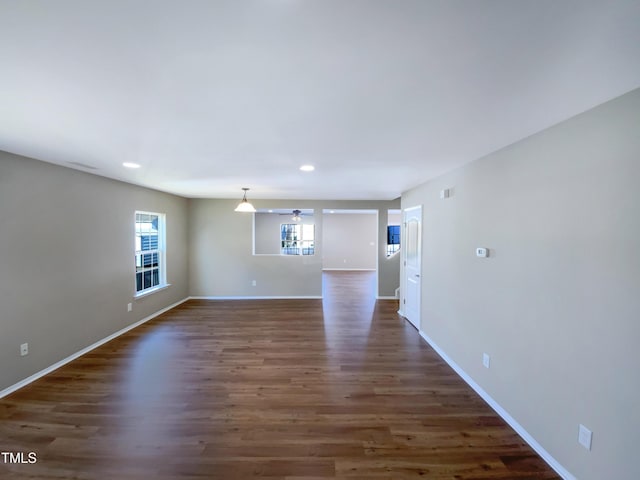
0;271;560;479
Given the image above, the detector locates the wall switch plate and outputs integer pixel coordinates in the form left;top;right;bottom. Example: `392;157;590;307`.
20;343;29;356
440;188;450;199
252;280;257;287
482;353;490;369
127;303;132;312
578;424;592;450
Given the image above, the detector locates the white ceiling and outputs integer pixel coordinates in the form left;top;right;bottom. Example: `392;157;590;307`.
1;1;639;200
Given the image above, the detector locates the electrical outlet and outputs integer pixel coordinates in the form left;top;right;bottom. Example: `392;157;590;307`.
20;343;29;356
127;303;132;312
578;424;592;450
482;353;490;369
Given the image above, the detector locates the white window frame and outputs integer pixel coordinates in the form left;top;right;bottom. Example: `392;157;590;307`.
280;223;315;256
134;211;167;296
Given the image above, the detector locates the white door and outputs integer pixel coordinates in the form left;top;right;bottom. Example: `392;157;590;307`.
403;205;422;329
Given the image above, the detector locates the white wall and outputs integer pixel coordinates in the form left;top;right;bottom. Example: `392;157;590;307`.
322;212;377;270
401;88;640;480
0;152;189;392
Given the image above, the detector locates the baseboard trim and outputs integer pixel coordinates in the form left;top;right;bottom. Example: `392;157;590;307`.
189;295;323;300
322;268;376;271
418;330;576;480
0;297;190;400
376;296;398;300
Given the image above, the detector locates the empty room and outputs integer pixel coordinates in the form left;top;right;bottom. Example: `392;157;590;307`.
1;1;639;479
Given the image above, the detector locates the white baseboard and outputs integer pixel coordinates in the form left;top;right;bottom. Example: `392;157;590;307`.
189;295;323;300
377;296;398;300
0;297;190;400
418;330;576;480
322;268;376;271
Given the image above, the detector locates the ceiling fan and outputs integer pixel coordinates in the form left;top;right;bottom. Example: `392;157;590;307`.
278;209;310;221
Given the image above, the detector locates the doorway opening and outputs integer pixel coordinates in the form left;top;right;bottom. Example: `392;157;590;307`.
321;209;378;299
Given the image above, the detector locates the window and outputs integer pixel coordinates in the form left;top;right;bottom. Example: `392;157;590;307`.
281;223;315;255
135;211;166;294
387;225;400;256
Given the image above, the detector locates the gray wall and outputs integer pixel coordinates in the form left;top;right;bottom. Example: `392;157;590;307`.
381;210;402;297
189;199;323;297
189;199;400;298
0;152;189;392
401;88;640;480
322;213;377;270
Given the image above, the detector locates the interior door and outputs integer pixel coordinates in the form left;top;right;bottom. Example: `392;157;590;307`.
403;205;422;329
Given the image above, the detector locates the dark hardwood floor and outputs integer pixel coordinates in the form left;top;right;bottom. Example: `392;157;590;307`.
0;271;560;479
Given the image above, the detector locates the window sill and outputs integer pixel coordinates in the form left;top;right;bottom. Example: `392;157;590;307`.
134;283;171;299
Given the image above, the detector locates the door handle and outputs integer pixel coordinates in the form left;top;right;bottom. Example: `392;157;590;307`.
415;274;420;278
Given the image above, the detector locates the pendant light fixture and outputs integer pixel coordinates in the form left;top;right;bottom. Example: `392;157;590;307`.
292;209;302;221
234;187;256;213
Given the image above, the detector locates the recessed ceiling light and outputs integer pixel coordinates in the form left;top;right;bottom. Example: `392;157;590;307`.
330;210;335;214
268;210;273;213
300;165;315;172
123;162;141;169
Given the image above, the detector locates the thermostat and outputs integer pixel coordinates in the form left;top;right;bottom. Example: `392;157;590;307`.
476;247;489;258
